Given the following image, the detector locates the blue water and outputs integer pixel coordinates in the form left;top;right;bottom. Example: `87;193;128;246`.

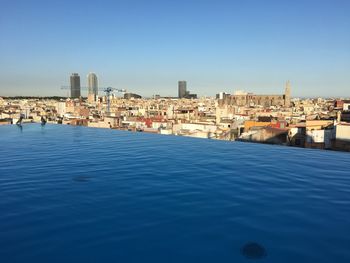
0;124;349;263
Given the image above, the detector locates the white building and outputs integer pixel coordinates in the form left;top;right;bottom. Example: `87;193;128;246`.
343;102;350;111
56;102;66;116
336;124;350;141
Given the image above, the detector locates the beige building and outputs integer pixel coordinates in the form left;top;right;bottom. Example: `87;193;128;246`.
219;81;291;108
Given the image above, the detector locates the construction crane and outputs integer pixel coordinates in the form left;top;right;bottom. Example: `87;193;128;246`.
60;86;126;115
103;87;126;114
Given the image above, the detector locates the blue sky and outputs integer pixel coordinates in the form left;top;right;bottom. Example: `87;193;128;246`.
0;0;349;97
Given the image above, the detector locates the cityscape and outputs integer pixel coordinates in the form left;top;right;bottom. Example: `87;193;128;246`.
1;1;350;263
1;72;349;152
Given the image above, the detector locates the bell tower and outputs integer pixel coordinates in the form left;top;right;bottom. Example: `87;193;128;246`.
284;81;291;107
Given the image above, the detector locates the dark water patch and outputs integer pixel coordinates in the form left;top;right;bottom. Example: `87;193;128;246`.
72;175;92;182
241;242;267;260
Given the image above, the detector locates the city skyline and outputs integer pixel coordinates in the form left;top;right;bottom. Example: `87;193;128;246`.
0;0;349;97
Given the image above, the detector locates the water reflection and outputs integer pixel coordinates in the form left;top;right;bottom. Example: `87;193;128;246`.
16;124;23;132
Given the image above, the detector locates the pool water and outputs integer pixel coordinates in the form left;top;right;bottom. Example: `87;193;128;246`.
0;124;349;262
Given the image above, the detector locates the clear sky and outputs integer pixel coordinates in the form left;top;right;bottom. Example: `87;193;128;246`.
0;0;349;97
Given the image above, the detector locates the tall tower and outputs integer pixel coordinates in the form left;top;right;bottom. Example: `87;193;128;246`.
70;73;81;98
178;81;187;98
284;81;291;107
87;73;98;102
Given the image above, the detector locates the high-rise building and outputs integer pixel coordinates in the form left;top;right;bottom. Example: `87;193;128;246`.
70;73;81;98
216;92;230;100
284;81;291;107
178;81;187;98
87;73;98;103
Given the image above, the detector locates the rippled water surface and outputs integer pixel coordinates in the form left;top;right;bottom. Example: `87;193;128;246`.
1;124;350;263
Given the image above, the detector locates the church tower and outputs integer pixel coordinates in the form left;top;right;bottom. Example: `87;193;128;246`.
284;81;291;107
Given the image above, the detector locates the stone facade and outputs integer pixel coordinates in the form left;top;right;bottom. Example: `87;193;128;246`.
220;82;291;107
222;94;285;107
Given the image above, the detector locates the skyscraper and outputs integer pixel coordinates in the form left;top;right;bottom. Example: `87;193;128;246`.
87;73;98;102
70;73;81;98
178;81;187;98
284;81;291;107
